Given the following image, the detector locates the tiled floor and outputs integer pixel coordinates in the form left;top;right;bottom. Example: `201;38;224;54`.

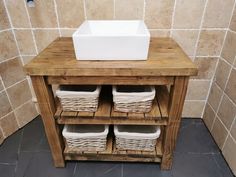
0;117;234;177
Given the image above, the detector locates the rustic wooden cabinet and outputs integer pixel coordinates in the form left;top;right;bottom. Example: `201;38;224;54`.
24;37;197;170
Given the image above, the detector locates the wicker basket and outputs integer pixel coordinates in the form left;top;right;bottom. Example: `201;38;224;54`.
62;125;108;151
56;85;101;112
114;125;161;151
112;85;155;113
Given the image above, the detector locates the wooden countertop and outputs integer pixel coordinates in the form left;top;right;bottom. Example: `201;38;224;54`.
24;37;198;77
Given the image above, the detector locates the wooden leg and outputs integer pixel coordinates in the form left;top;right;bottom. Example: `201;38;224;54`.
161;76;189;170
31;76;65;167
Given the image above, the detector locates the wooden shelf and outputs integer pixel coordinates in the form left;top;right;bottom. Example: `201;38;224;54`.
64;134;163;162
55;86;169;126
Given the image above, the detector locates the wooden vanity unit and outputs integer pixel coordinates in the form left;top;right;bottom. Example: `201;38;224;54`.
24;37;197;170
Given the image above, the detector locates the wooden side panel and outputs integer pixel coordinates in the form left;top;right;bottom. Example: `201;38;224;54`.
31;76;65;167
161;76;189;170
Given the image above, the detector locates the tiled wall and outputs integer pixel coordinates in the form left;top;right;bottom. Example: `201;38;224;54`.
203;4;236;175
3;0;235;119
0;0;38;144
0;0;236;174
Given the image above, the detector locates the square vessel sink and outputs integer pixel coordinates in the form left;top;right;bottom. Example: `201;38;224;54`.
72;20;150;60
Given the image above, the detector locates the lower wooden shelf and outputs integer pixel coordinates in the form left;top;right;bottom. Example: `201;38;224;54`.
64;134;163;163
55;86;169;126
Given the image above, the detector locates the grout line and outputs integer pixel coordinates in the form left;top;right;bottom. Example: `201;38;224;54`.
210;58;235;131
202;57;220;119
142;0;146;21
229;28;236;34
185;100;206;102
222;115;236;150
192;0;208;61
0;28;11;33
113;0;116;19
220;56;235;67
0;55;19;64
53;0;62;36
3;0;22;62
83;0;87;20
5;78;27;90
170;0;177;37
23;0;39;55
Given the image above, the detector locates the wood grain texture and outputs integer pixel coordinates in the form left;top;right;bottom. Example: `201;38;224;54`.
31;76;65;167
161;77;189;170
47;76;174;85
24;38;198;77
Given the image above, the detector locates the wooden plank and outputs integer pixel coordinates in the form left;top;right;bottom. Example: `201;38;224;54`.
145;98;161;119
57;116;168;125
111;106;127;118
156;86;169;118
77;111;94;117
127;112;145;119
61;111;77;117
31;76;65;167
94;97;111;118
24;38;198;77
99;136;113;154
47;76;174;85
161;77;189;170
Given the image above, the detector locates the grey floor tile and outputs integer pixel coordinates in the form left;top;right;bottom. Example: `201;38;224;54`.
20;117;50;152
74;162;122;177
175;119;219;153
15;151;76;177
0;164;16;177
0;129;22;164
172;153;226;177
213;153;234;177
123;163;173;177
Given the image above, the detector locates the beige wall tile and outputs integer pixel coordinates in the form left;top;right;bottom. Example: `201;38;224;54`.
6;0;30;28
186;80;211;100
222;31;236;65
0;0;10;30
203;0;234;28
230;120;236;140
27;0;57;28
218;95;236;129
21;55;35;65
0;57;26;88
214;58;231;90
193;57;218;79
7;80;32;109
225;68;236;104
182;101;205;118
14;101;38;128
0;91;12;118
0;31;18;62
34;30;59;53
115;0;143;20
145;0;174;29
172;30;198;56
203;103;216;130
0;128;4;144
173;0;206;29
60;29;76;37
0;79;4;91
223;136;236;175
211;117;228;149
197;30;225;56
14;30;36;55
85;0;113;20
149;30;170;37
230;7;236;32
0;112;18;138
208;82;223;111
56;0;84;28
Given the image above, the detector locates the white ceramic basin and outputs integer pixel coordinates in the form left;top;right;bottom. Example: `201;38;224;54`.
72;20;150;60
